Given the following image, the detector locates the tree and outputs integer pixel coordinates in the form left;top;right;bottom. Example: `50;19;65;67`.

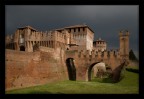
129;49;138;61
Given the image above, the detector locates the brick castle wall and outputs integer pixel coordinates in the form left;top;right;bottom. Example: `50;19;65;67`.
5;48;68;90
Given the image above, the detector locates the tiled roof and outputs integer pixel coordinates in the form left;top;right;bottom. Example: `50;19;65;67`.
18;25;37;31
64;24;87;28
55;24;94;33
93;38;106;42
17;24;94;33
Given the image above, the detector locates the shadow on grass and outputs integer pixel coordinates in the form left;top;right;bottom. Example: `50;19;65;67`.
102;78;113;83
28;91;52;94
7;91;65;94
91;76;125;83
28;91;65;94
126;68;139;73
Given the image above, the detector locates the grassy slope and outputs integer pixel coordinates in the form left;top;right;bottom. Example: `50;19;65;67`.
6;70;138;94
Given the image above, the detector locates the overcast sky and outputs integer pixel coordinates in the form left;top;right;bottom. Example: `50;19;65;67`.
5;5;139;58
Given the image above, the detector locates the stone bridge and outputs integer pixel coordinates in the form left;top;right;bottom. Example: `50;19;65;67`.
65;50;128;81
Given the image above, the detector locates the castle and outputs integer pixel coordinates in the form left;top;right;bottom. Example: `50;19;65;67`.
5;24;129;90
5;24;108;52
5;25;93;51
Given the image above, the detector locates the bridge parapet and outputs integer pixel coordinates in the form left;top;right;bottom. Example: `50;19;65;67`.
76;49;120;60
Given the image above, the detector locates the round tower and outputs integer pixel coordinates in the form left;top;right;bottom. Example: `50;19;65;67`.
93;38;107;52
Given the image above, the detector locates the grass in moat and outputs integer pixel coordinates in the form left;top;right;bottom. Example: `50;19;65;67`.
6;67;138;94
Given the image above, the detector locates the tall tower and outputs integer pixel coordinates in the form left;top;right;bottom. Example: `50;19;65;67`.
119;30;129;60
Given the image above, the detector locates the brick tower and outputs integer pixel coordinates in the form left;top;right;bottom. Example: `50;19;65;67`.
119;30;129;61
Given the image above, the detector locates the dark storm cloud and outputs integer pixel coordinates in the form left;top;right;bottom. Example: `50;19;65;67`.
5;5;139;58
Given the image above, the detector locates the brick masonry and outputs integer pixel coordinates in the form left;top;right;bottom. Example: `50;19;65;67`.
5;48;68;90
5;25;130;90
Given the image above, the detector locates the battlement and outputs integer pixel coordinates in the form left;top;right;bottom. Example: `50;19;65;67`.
119;30;129;36
25;30;55;41
12;28;69;43
76;49;120;59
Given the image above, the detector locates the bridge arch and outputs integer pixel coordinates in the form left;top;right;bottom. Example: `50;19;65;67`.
86;62;102;81
66;58;76;81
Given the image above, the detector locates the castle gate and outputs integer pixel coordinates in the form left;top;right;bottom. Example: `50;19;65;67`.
66;58;76;81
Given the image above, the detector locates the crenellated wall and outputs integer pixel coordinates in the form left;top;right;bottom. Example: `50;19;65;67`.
76;50;120;59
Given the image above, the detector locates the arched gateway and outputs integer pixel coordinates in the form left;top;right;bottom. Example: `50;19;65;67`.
66;58;76;81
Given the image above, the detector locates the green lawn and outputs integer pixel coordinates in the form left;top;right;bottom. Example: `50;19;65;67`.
6;69;139;94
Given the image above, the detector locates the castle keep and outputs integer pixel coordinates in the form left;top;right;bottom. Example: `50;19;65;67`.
5;24;129;90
